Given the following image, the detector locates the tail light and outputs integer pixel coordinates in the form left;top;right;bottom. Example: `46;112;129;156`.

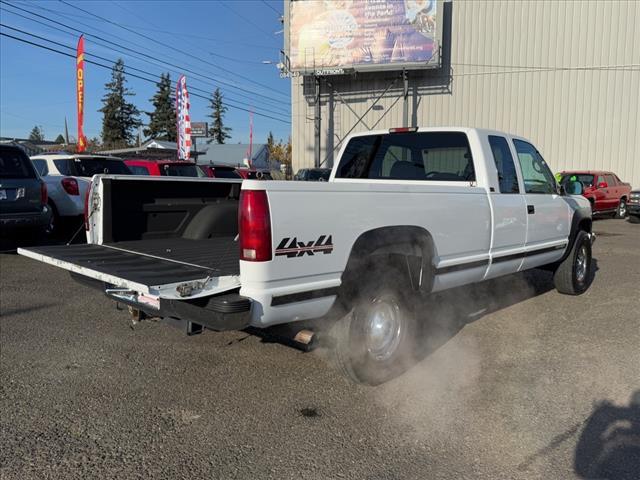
40;182;48;205
389;127;418;133
238;190;272;262
61;177;79;195
83;185;91;230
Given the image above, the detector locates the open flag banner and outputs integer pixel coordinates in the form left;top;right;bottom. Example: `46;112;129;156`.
76;35;86;152
176;75;191;160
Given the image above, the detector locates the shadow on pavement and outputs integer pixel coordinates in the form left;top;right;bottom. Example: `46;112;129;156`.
574;390;640;480
0;218;84;253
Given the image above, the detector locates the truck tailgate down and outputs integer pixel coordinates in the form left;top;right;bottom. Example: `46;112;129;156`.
18;237;240;300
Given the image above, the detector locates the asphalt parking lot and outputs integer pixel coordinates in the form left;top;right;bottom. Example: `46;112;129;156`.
1;219;638;480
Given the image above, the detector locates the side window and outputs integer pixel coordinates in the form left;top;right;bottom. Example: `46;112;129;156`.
604;174;616;186
32;159;49;176
512;139;557;194
53;159;72;175
488;136;519;193
128;165;150;175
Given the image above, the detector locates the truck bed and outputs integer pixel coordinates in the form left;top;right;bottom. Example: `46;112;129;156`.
23;237;239;287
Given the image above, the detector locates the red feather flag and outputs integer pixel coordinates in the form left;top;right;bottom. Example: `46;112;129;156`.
76;35;87;152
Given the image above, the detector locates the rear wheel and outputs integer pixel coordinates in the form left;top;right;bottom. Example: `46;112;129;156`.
628;215;640;224
614;198;627;218
330;270;418;385
553;230;592;295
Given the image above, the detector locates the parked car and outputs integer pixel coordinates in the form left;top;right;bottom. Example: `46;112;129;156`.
30;153;131;234
124;159;206;177
0;145;51;236
19;128;594;385
236;168;273;180
294;168;331;181
558;170;631;218
198;164;242;179
627;189;640;223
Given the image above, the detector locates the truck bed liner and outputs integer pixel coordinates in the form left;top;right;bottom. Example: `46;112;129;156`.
22;237;239;287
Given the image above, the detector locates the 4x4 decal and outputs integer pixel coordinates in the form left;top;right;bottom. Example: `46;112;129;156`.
275;235;333;258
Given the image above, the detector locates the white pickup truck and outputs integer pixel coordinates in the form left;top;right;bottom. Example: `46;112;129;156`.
19;128;594;384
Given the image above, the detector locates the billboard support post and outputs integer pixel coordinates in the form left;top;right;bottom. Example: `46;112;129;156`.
314;75;321;168
402;69;409;128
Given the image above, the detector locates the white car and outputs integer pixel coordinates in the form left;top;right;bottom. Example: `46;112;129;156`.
20;128;594;384
30;154;130;233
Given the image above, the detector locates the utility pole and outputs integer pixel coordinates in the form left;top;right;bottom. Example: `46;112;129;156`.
64;117;70;145
314;75;321;168
402;69;409;128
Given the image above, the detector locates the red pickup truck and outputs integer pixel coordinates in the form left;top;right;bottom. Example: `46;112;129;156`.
559;170;631;218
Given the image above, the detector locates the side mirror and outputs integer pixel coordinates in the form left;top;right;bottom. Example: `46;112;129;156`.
597;181;608;189
564;180;583;196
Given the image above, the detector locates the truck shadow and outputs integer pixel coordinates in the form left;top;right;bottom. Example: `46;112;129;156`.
574;390;640;479
517;390;640;479
414;259;599;360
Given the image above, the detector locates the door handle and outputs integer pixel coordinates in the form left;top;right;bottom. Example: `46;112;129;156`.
527;205;535;214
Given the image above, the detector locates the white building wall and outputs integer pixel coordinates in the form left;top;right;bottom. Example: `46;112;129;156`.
290;0;640;187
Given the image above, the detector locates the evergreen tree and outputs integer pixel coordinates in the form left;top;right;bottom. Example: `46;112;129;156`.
145;73;176;141
208;88;231;144
54;134;65;144
267;131;275;151
99;59;142;148
28;125;45;142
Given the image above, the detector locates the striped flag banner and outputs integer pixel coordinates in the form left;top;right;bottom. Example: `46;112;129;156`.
175;75;191;160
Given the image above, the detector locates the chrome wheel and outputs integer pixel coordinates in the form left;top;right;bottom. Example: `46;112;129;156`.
365;298;402;361
618;200;627;217
575;245;588;284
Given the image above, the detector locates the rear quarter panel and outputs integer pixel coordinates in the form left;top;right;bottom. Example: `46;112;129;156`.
241;180;491;326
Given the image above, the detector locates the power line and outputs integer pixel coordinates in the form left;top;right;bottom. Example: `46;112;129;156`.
57;0;288;98
0;1;289;108
0;31;291;124
219;0;279;41
109;0;271;66
0;23;290;119
260;0;283;17
0;5;289;115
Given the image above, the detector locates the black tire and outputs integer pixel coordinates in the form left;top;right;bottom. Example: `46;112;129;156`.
553;230;592;295
329;270;419;385
614;198;627;218
628;215;640;224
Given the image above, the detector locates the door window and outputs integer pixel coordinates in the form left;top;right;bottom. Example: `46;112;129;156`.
488;136;519;193
512;140;557;194
604;174;616;186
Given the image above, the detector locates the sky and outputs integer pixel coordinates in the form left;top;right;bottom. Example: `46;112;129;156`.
0;0;290;145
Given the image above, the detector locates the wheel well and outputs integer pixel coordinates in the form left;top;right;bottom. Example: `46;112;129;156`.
340;226;436;297
579;218;592;233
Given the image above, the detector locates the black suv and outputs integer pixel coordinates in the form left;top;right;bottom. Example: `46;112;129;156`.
628;190;640;223
0;145;52;236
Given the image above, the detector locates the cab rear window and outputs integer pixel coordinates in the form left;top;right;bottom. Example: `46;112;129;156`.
0;148;36;179
336;132;475;181
161;164;200;177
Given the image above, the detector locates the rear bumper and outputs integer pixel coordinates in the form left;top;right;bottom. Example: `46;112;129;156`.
72;271;252;331
0;207;51;232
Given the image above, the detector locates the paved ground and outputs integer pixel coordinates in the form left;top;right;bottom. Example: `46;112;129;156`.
1;219;638;479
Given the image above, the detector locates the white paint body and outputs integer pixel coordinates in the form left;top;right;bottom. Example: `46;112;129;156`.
20;128;589;329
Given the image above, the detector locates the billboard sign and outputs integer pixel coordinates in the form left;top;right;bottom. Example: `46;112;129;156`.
288;0;439;75
191;122;208;137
